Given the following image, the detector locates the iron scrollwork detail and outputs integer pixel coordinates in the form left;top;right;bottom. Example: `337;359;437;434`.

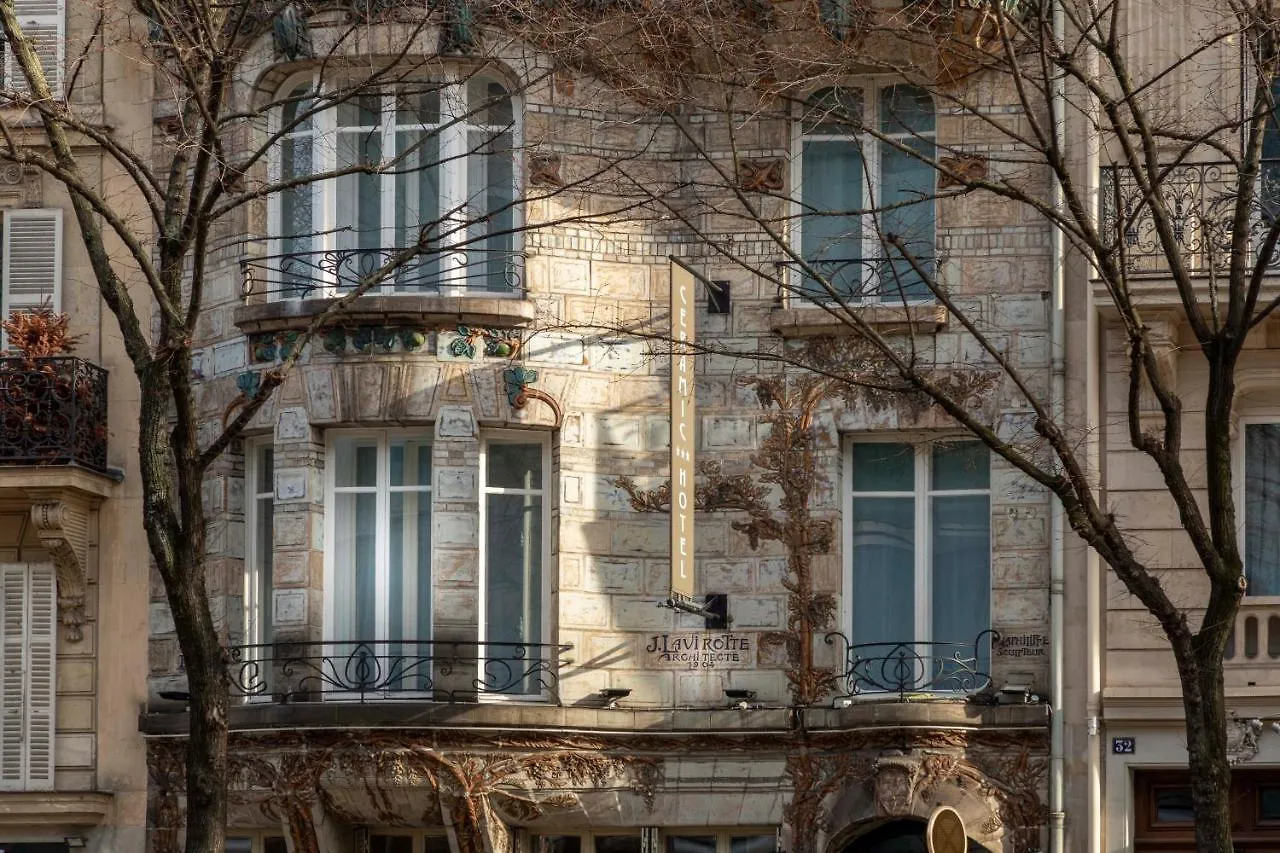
825;630;999;699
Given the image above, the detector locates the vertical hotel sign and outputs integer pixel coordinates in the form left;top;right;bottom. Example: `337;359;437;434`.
670;260;697;604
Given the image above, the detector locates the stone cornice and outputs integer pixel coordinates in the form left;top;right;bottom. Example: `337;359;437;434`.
234;294;538;334
0;791;113;826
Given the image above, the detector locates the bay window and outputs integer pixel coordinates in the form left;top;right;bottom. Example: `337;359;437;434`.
271;74;518;298
796;84;935;301
846;440;991;690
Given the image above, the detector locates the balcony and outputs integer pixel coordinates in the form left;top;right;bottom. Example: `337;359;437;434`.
1097;161;1280;307
824;632;997;700
0;356;108;472
1225;601;1280;686
228;639;570;703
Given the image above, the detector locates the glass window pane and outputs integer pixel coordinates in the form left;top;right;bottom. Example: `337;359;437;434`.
595;838;642;853
334;491;378;640
667;837;716;853
730;837;776;853
1260;785;1280;820
931;442;989;490
256;446;274;493
469;77;512;126
850;443;913;491
338;94;381;127
1153;787;1194;822
878;135;935;300
397;84;441;125
800;139;863;299
468;129;516;292
536;837;582;853
390;438;432;487
486;443;543;489
264;840;288;853
225;840;253;853
336;126;384;285
803;86;862;133
931;494;991;659
485;492;543;647
334;438;378;488
389;489;431;644
880;85;935;135
851;496;915;646
370;837;415;853
424;838;452;853
1247;423;1280;595
395;130;441;292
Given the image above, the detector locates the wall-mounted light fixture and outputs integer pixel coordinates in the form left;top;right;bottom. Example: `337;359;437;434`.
598;687;632;708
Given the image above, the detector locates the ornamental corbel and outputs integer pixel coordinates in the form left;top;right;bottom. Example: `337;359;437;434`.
28;497;90;642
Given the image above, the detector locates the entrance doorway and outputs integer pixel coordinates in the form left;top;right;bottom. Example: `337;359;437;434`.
837;819;991;853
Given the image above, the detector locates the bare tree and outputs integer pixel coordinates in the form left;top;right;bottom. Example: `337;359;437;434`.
0;1;654;850
491;0;1280;849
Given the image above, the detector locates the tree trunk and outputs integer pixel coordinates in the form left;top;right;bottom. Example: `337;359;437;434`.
1180;646;1233;853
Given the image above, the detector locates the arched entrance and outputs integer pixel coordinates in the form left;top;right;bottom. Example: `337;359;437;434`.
838;819;993;853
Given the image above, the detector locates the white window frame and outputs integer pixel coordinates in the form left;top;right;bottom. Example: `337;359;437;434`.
840;437;992;644
478;431;553;671
790;81;936;305
267;70;524;300
0;561;55;792
323;429;435;647
244;438;274;649
1235;415;1280;601
0;208;63;352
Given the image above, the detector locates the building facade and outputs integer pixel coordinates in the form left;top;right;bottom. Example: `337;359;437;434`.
128;6;1059;853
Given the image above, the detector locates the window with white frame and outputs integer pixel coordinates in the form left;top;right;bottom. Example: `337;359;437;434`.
328;433;433;649
1245;422;1280;595
480;435;549;690
225;836;287;853
0;562;55;791
0;209;62;350
2;0;65;98
244;441;274;648
270;73;518;299
795;85;935;302
846;441;991;680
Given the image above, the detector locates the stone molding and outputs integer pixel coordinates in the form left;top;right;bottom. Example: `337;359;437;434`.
769;304;949;337
234;294;537;335
0;790;113;825
26;489;97;641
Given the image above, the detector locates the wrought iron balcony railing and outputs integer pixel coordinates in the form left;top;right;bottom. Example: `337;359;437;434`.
0;356;108;472
1099;161;1280;276
824;631;997;699
775;256;937;305
241;246;524;300
229;639;569;703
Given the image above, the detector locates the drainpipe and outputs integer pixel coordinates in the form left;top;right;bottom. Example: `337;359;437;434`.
1049;0;1068;850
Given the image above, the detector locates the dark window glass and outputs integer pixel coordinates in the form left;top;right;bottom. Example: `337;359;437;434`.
1261;786;1280;820
666;838;716;853
263;840;288;853
371;837;415;853
424;838;451;853
536;838;582;853
731;837;776;853
1154;787;1195;822
596;837;643;853
225;841;253;853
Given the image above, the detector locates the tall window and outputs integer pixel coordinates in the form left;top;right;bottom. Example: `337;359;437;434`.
0;209;62;350
480;436;548;679
797;85;935;301
1245;422;1280;595
245;441;274;648
847;441;990;685
328;433;433;644
271;74;518;298
0;562;55;791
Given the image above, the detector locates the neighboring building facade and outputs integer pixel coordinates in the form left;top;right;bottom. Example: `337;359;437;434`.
135;7;1056;853
0;0;151;850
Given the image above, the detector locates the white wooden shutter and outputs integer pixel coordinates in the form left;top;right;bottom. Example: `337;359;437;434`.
2;208;62;335
0;563;56;791
5;0;64;98
0;564;28;790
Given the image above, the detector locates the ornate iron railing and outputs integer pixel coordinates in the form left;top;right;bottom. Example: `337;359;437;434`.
0;357;108;471
775;256;937;304
228;640;569;703
242;246;524;300
825;631;998;699
1099;161;1280;275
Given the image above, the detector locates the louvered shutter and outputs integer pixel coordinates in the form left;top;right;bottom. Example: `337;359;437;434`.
4;0;64;98
0;564;56;791
0;564;28;790
1;208;62;348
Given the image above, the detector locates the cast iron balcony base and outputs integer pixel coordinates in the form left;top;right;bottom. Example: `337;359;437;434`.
824;631;998;700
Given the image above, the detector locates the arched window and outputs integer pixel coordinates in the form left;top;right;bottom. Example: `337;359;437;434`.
269;73;519;299
797;84;936;302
